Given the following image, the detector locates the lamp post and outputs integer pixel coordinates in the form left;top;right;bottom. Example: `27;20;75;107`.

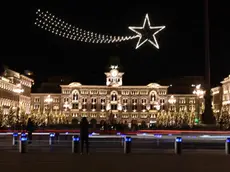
193;84;205;123
203;0;214;124
44;95;53;125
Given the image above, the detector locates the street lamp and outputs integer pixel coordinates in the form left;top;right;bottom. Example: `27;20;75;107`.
193;84;205;98
168;95;176;104
193;84;205;123
44;95;53;124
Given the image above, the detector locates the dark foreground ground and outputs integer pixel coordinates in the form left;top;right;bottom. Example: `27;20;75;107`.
0;152;230;172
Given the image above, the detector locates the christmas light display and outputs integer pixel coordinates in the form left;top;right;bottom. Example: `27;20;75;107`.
35;9;165;49
128;13;165;49
35;9;138;44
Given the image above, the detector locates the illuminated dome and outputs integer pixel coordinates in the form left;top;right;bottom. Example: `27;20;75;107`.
147;83;160;87
69;82;82;87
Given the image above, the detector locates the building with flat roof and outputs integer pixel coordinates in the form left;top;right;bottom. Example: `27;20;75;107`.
31;66;200;125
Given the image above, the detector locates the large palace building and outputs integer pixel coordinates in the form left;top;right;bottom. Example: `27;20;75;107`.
30;66;202;125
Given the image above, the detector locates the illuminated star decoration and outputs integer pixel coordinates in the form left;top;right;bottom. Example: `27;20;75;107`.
128;13;165;49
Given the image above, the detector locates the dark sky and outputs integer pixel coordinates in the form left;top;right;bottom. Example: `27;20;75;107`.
1;1;229;87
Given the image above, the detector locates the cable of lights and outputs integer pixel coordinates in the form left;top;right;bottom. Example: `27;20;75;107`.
35;9;138;43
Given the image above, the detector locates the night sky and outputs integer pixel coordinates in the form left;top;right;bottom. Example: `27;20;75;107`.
2;1;229;88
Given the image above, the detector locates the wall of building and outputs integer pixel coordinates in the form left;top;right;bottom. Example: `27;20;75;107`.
0;69;34;114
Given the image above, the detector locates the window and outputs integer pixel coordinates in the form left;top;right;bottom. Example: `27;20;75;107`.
123;105;128;111
33;104;40;109
81;90;89;94
99;90;107;95
150;93;156;101
132;105;137;111
141;105;146;110
111;93;117;101
91;104;96;110
72;103;78;109
63;90;70;94
179;99;186;104
101;98;105;103
34;98;40;102
169;105;176;111
82;104;87;109
91;98;97;103
160;99;165;104
63;98;69;102
141;99;147;104
54;98;59;103
150;104;158;110
121;91;129;95
179;105;186;111
132;99;137;104
189;105;195;111
123;98;128;104
72;93;78;101
90;90;98;94
140;91;148;95
111;104;117;110
189;99;195;104
101;105;106;110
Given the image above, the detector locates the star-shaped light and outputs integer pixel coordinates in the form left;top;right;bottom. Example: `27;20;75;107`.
128;14;165;49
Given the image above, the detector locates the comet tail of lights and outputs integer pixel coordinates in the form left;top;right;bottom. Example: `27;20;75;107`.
34;9;138;44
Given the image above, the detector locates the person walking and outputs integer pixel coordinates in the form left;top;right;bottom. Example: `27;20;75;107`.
80;117;89;154
26;118;35;144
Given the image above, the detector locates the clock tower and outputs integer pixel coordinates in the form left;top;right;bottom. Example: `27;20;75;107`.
105;65;124;87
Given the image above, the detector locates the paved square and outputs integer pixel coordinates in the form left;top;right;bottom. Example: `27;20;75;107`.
0;152;230;172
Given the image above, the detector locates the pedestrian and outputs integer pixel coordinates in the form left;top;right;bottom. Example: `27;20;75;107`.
80;117;89;154
26;118;35;144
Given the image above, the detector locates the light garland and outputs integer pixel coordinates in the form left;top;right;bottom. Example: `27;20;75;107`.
35;9;165;49
35;9;138;44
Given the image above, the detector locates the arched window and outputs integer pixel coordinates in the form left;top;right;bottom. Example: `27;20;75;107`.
150;93;156;101
72;92;78;101
111;93;117;101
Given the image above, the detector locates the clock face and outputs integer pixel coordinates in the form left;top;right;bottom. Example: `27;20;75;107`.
111;69;118;77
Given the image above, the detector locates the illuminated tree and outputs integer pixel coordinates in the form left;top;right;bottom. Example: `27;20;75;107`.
5;107;17;127
30;109;46;126
19;109;28;126
0;106;3;127
52;110;58;124
218;112;230;129
155;111;196;129
58;111;68;124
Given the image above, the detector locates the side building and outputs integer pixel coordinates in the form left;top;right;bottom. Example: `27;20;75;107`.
31;66;201;126
0;69;34;114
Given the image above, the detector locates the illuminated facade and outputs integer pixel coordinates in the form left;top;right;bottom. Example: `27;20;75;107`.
0;69;34;114
221;75;230;113
31;66;201;125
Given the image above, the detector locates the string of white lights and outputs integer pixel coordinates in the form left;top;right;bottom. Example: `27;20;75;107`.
35;9;138;43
